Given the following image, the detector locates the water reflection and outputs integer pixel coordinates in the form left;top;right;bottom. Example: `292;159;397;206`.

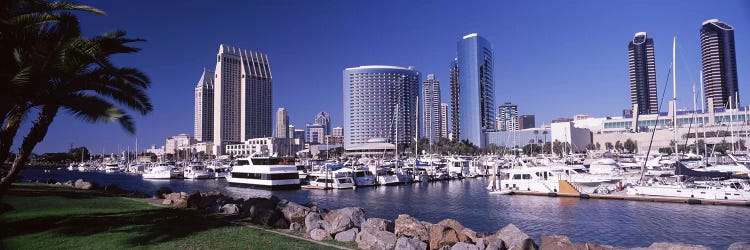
19;169;749;249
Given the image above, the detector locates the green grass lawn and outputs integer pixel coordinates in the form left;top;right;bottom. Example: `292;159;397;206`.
0;184;340;250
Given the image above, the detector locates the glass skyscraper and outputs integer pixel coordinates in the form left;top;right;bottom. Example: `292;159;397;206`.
194;69;214;142
701;19;739;108
343;65;420;149
628;32;658;115
454;33;496;147
422;74;441;143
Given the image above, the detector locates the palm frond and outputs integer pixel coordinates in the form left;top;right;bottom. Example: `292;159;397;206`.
60;93;136;134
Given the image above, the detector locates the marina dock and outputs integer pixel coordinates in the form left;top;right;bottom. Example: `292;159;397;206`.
509;190;750;207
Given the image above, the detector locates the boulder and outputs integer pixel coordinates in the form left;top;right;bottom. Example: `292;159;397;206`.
437;219;466;242
396;236;428;250
220;204;240;215
256;209;283;227
646;242;710;250
395;214;430;241
540;235;574;250
161;192;189;207
310;228;331;241
153;187;173;199
728;242;750;250
273;217;290;229
451;242;479;250
474;238;485;249
74;179;93;190
289;222;303;232
63;180;75;188
323;207;367;235
364;217;395;233
305;212;325;233
278;200;311;224
356;229;398;250
484;242;503;250
462;228;480;243
429;224;460;250
335;228;359;242
485;224;536;250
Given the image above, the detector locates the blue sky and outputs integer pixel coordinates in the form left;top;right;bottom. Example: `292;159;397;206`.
21;0;750;153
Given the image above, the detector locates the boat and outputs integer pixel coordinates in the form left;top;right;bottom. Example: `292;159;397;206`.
376;168;402;185
445;156;470;178
334;167;376;187
308;171;355;189
225;155;300;190
627;178;750;201
183;162;213;179
143;163;177;179
498;167;563;193
104;163;121;173
206;163;229;178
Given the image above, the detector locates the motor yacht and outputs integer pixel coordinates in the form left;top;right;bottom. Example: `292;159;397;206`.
226;156;300;190
334;167;376;187
143;163;178;179
184;162;212;179
308;171;355;189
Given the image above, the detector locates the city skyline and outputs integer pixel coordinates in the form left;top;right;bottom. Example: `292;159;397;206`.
23;0;748;153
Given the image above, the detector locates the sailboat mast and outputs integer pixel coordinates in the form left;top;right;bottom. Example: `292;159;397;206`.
672;36;678;156
693;85;698;154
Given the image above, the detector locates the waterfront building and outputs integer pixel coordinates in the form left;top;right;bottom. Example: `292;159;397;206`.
701;19;740;108
628;32;658;115
306;123;326;145
440;103;449;139
315;112;331;135
225;137;300;157
449;59;460;141
190;141;213;156
422;74;442;142
293;129;306;146
333;126;344;137
453;33;496;147
324;135;344;145
552;117;574;123
485;128;550;149
497;102;519;131
194;69;214;142
342;65;420;149
288;124;295;138
519;115;535;129
146;145;165;158
165;134;196;154
550;122;592;153
213;44;272;155
276;108;289;138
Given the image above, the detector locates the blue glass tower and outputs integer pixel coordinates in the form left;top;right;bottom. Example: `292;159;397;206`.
454;33;496;147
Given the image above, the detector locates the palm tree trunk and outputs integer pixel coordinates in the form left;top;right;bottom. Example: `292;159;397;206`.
0;104;28;163
0;104;59;198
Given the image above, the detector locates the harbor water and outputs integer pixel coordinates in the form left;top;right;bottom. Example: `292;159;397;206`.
20;168;750;249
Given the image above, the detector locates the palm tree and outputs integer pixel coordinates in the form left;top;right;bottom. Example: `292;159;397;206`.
0;0;104;165
0;23;151;195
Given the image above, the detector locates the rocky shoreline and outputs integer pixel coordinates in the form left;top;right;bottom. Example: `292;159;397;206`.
24;179;750;250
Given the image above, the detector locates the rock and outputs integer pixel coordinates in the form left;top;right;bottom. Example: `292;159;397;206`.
646;242;710;250
356;229;397;250
220;204;239;215
728;242;750;250
310;228;331;241
335;228;359;242
484;242;502;250
429;224;460;250
153;187;172;199
305;212;325;234
438;219;466;242
364;217;395;233
257;209;282;227
290;222;303;232
278;200;310;224
161;192;189;207
395;214;430;241
474;238;485;249
540;235;574;250
396;236;428;250
323;207;367;235
273;217;290;229
74;179;93;190
462;228;480;243
451;242;480;250
45;178;57;184
63;180;74;187
485;224;536;250
103;184;125;194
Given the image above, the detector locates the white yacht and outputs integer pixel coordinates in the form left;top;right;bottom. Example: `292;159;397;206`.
446;157;470;178
143;163;178;179
627;179;750;201
334;167;376;187
226;156;300;190
376;168;402;186
308;171;355;189
498;167;562;193
77;163;92;172
184;162;212;179
206;163;229;178
104;163;121;173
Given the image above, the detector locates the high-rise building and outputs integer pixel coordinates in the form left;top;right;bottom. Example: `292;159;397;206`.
440;103;449;139
332;126;344;137
449;59;460;141
314;112;331;135
497;102;519;131
212;44;272;154
306;123;326;145
194;69;214;142
453;33;496;147
519;115;535;130
288;125;295;138
343;65;420;149
422;74;441;142
701;19;739;108
293;129;306;145
276;108;288;138
628;32;658;115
